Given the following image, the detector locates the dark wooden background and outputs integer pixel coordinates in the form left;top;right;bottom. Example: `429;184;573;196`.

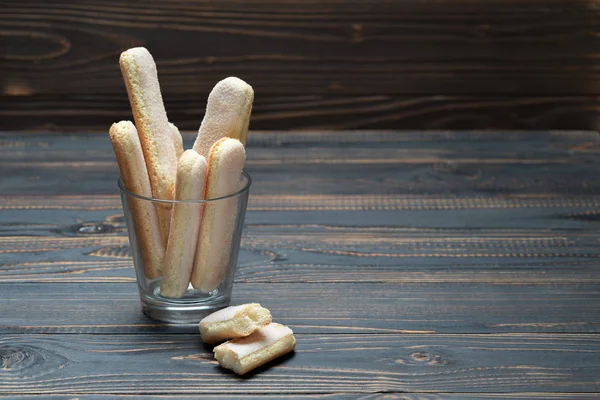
2;0;600;132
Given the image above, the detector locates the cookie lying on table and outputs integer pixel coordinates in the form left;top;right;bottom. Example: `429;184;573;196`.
200;303;272;344
199;304;295;375
214;323;296;375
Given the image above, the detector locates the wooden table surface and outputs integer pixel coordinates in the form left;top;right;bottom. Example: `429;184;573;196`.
1;130;600;398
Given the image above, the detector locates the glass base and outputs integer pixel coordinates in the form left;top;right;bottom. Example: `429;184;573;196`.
139;281;231;324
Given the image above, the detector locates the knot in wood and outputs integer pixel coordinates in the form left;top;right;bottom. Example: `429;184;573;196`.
71;222;117;236
0;341;70;378
78;223;105;234
410;351;430;362
0;346;34;372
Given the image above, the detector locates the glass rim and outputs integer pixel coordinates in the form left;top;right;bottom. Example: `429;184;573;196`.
118;170;251;204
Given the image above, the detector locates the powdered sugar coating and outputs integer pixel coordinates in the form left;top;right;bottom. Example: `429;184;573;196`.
109;121;153;198
170;122;184;159
160;150;208;298
223;323;294;359
109;120;165;278
201;304;246;323
193;77;253;157
190;138;246;292
119;47;177;202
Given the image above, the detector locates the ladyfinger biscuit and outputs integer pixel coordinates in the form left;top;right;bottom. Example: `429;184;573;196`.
170;122;184;159
120;48;177;194
109;121;164;279
200;303;272;344
190;138;246;292
214;323;296;375
193;77;253;157
120;47;177;242
160;150;208;298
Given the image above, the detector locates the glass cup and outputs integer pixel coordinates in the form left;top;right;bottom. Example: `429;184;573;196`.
118;171;251;324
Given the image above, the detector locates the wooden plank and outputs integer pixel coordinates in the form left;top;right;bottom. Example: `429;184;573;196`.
3;249;600;284
5;161;600;196
1;131;599;397
0;334;599;394
7;195;600;246
2;95;600;131
2;396;599;400
2;1;600;96
0;130;599;196
0;396;368;400
1;282;599;334
6;193;600;212
3;130;599;161
2;0;600;130
2;130;598;158
2;225;600;283
0;397;353;400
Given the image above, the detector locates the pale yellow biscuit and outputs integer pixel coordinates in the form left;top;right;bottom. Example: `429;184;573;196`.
109;121;165;279
160;150;207;298
170;122;184;159
193;77;253;157
200;303;272;344
190;138;246;292
119;47;177;241
214;323;296;375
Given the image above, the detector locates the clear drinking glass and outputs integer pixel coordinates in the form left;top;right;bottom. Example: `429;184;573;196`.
118;171;251;324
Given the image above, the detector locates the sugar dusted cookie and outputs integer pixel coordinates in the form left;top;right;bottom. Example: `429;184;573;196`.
200;303;272;344
214;322;296;375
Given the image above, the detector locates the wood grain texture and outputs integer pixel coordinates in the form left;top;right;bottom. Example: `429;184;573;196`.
2;130;600;396
2;396;599;400
2;95;600;131
2;0;599;96
2;225;600;283
1;396;599;400
1;130;599;196
0;131;599;337
1;334;599;394
2;0;600;130
1;282;599;334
